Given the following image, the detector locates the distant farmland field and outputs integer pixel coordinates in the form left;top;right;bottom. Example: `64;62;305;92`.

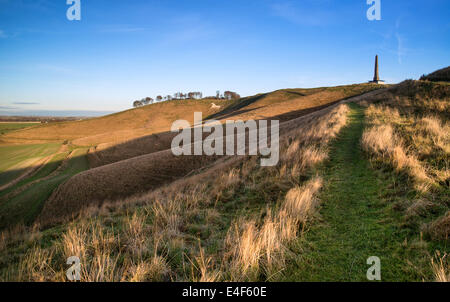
0;143;61;187
0;122;40;135
0;146;89;228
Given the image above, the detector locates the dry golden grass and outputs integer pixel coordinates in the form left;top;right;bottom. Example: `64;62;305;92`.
62;221;122;282
431;251;449;282
417;116;450;154
224;177;323;281
282;178;323;224
360;81;449;277
362;92;449;193
18;246;60;282
123;212;148;257
17;217;170;282
0;223;41;254
362;105;434;192
190;246;221;282
220;104;349;281
150;198;181;236
422;212;450;242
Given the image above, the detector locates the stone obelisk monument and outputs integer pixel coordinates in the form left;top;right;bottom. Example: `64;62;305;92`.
373;55;380;82
370;55;385;84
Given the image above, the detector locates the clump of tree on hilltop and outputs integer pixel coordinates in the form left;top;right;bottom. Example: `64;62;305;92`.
132;90;240;108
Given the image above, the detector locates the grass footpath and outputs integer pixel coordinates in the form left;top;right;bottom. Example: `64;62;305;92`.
283;103;434;281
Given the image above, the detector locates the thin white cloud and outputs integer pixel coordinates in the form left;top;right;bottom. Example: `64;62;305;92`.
0;30;7;38
377;18;412;65
161;14;214;44
270;1;334;26
0;106;18;110
13;102;39;105
98;25;145;34
395;18;405;64
395;33;404;64
168;26;212;43
3;0;55;12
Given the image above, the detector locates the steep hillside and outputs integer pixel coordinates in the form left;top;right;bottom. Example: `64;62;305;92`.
1;98;228;146
38;88;388;226
3;84;380;149
87;83;384;167
34;87;387;225
209;83;381;121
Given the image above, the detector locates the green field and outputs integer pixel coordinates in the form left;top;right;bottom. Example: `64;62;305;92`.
0;123;39;135
0;151;69;199
0;143;61;187
0;148;89;228
0;140;89;229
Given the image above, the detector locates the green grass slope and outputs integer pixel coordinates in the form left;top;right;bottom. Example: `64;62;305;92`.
0;148;89;228
282;104;442;281
0;143;61;187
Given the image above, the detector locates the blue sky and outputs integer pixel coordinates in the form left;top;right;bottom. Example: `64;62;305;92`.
0;0;449;114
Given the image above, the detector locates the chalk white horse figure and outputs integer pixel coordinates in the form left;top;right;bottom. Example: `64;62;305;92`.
210;103;221;110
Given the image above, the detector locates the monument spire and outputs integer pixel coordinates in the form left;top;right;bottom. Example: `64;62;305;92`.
373;55;380;82
369;55;385;84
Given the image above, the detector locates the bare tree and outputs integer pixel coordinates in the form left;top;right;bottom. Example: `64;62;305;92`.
145;97;154;105
193;92;202;99
224;91;240;100
133;100;143;108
